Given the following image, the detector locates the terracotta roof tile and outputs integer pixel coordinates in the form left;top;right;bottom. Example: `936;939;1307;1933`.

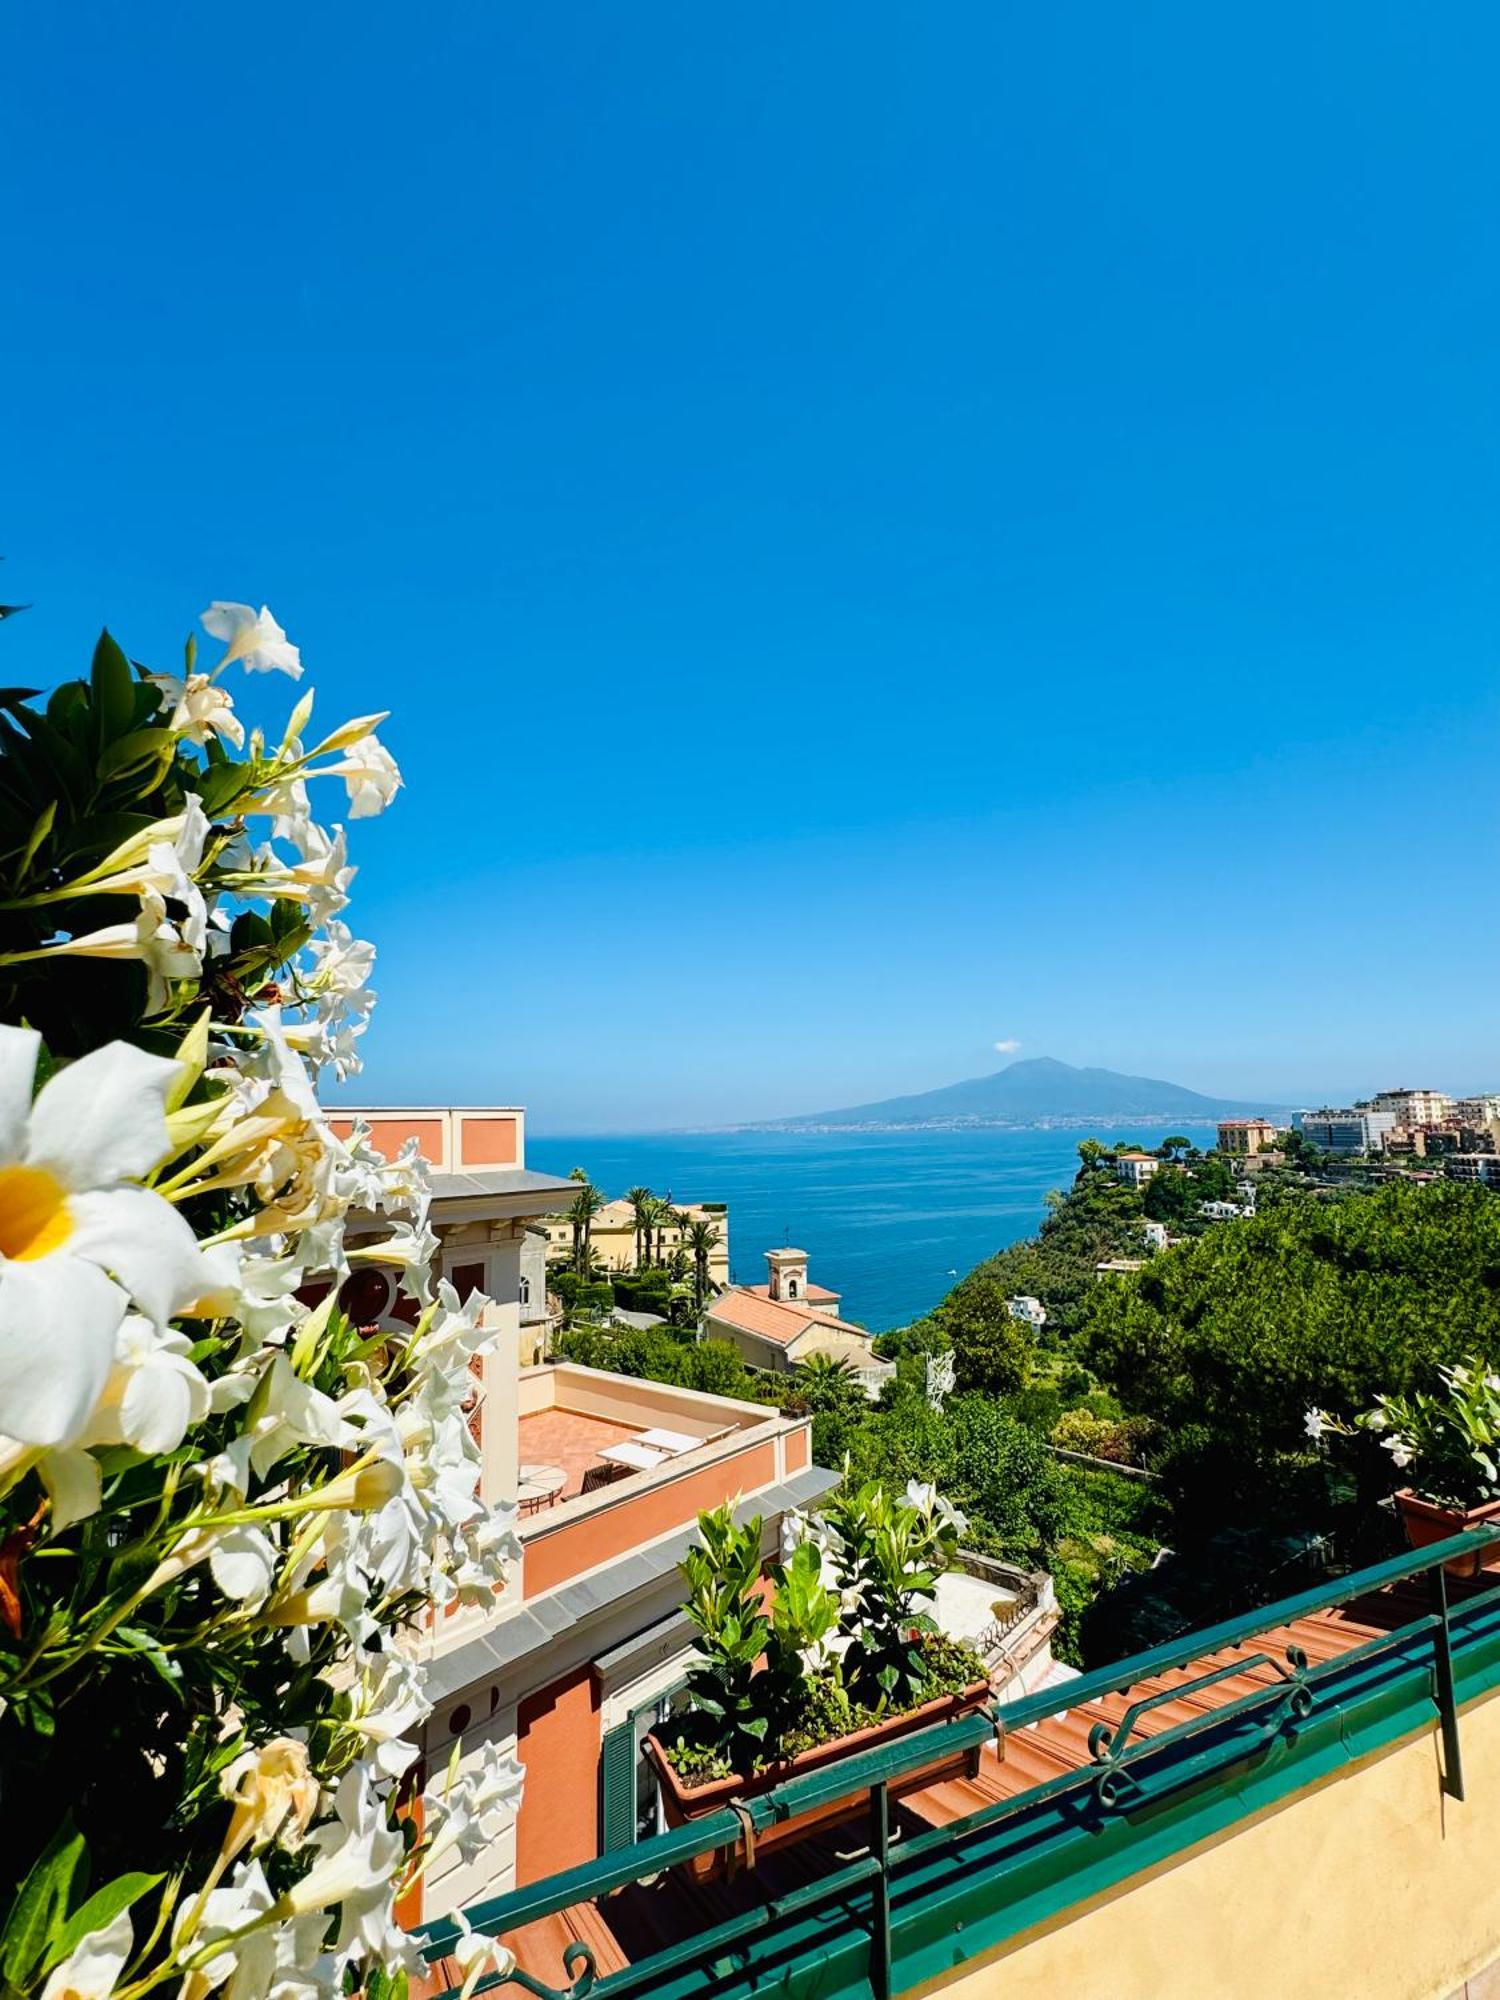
705;1288;870;1347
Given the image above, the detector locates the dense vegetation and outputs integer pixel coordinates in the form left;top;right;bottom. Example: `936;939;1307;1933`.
553;1136;1500;1665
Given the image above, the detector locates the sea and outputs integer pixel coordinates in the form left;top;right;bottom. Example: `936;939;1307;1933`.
526;1124;1220;1333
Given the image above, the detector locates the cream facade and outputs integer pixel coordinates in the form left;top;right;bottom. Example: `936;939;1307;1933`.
542;1197;731;1286
1215;1117;1281;1154
1371;1086;1456;1127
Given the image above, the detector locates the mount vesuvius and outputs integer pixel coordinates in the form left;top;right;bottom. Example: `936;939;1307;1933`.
770;1057;1290;1131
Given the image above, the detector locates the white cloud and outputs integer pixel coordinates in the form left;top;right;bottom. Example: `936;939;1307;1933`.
993;1038;1022;1055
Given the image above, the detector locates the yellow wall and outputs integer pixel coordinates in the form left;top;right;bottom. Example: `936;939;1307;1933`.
912;1691;1500;2000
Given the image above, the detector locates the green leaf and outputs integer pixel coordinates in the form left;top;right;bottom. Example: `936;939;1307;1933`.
112;1625;185;1693
16;797;56;880
42;1873;161;1976
97;727;174;786
0;1817;87;1988
89;630;136;750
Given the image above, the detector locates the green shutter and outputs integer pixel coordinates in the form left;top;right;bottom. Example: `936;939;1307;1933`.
600;1718;637;1853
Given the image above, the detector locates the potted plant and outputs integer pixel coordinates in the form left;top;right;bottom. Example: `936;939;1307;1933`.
1309;1357;1500;1576
646;1480;991;1875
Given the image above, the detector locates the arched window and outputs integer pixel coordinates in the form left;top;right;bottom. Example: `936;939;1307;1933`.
519;1274;532;1307
786;1277;799;1299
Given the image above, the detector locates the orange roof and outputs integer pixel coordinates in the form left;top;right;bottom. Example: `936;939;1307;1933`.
746;1281;841;1304
706;1287;870;1348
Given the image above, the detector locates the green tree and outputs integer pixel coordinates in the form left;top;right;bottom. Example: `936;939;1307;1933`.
685;1217;722;1311
625;1184;654;1268
1083;1179;1500;1507
566;1172;605;1277
931;1269;1036;1394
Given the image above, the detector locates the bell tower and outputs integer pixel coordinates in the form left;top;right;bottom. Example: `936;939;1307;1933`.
765;1246;809;1303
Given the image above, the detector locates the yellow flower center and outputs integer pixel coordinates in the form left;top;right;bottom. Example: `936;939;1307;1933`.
0;1164;74;1261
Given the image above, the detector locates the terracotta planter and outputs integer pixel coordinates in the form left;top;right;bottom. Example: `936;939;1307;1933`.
646;1680;990;1880
1395;1488;1500;1578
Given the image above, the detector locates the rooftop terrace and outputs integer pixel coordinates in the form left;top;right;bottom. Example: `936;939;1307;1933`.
421;1528;1500;2000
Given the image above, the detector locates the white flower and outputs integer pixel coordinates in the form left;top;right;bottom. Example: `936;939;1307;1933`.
279;1768;405;1962
35;890;205;1014
904;1477;968;1539
343;1656;432;1781
424;1743;526;1870
449;1913;516;1996
0;1029;215;1445
326;736;402;820
210;1525;281;1603
221;1737;321;1855
89;1317;212;1454
1304;1408;1329;1441
39;1909;134;2000
246;1355;346;1479
151;670;246;749
9;1317;218;1530
201;602;303;679
250;826;354;927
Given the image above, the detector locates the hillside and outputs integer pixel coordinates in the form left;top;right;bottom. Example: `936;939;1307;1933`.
779;1056;1288;1130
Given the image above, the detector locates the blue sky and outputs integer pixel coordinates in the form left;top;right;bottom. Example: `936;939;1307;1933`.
4;4;1498;1130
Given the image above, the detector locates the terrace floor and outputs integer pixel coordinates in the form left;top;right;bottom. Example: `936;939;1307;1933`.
433;1569;1490;1995
515;1406;645;1502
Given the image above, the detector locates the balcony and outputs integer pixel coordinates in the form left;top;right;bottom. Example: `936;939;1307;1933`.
419;1527;1500;2000
513;1362;820;1601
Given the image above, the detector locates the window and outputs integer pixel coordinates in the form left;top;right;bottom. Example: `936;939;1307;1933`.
519;1274;531;1307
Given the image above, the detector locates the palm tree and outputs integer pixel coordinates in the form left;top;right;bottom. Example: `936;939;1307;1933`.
640;1194;670;1268
625;1186;654;1271
567;1174;605;1278
685;1218;722;1313
796;1351;862;1411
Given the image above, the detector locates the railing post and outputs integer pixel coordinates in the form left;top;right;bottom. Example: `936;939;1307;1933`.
869;1780;891;2000
1428;1562;1465;1801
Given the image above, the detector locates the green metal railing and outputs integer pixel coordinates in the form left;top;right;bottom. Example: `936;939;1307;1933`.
420;1524;1500;2000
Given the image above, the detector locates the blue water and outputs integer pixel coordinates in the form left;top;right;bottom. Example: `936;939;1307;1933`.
527;1125;1219;1332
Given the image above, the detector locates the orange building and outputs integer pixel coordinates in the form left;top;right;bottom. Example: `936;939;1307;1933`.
326;1106;832;1919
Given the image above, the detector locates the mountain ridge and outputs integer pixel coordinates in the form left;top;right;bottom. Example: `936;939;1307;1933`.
763;1056;1291;1131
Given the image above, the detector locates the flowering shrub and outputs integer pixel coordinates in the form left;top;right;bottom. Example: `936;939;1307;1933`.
0;609;521;1999
821;1477;967;1712
665;1479;983;1785
1309;1356;1500;1511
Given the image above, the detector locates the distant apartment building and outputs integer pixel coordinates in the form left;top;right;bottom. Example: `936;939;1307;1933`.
1216;1117;1281;1155
1445;1153;1500;1187
1113;1150;1160;1186
1455;1094;1500;1127
1371;1087;1455;1128
1293;1107;1397;1154
542;1196;730;1286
